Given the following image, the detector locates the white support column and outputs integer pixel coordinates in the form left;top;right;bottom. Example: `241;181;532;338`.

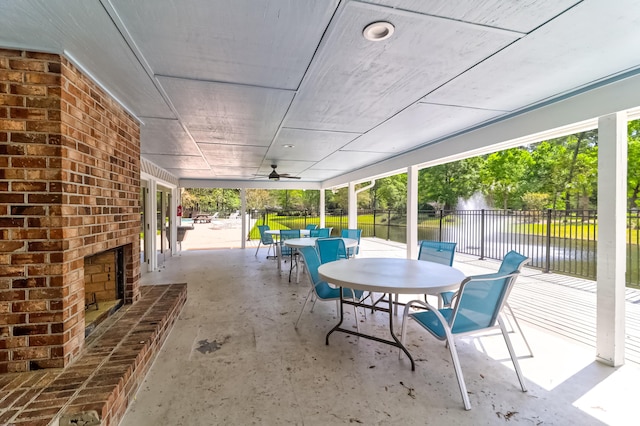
596;111;627;367
319;189;326;228
240;188;247;249
348;182;357;229
170;187;178;255
407;166;418;259
147;179;157;272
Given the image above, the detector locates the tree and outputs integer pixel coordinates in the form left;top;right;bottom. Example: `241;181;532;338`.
419;158;483;210
373;175;407;210
628;139;640;209
481;149;532;209
301;190;320;213
528;141;572;209
246;189;272;210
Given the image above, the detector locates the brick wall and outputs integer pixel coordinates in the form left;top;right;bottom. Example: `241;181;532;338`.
0;49;141;373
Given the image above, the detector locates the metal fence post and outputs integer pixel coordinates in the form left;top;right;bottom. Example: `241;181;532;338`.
387;209;391;241
438;209;443;241
480;209;486;260
373;209;377;238
545;209;552;273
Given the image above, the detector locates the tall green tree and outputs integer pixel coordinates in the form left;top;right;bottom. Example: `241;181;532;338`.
481;148;532;209
527;141;572;209
628;139;640;209
558;131;598;210
419;158;483;210
373;175;407;210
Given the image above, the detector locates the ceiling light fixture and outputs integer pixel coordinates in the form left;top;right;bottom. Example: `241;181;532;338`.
282;144;295;148
363;21;394;42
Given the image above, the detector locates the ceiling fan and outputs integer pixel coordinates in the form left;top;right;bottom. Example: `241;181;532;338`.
261;164;301;181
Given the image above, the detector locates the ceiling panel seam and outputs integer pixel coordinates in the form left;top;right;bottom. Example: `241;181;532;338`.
100;0;209;171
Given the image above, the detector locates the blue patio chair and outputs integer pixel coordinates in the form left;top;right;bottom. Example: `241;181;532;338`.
494;251;533;357
309;228;331;238
400;271;527;410
295;246;364;330
340;229;362;257
315;237;347;264
305;224;318;230
254;225;275;258
438;250;532;357
417;240;457;307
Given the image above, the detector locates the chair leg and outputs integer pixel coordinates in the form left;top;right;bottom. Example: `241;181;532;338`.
254;240;262;256
353;304;360;333
498;316;528;392
295;288;314;329
444;332;471;410
505;302;534;357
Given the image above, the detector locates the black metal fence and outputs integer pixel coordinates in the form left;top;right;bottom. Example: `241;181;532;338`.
252;208;639;288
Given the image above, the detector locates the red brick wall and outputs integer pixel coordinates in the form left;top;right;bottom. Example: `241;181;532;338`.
0;49;141;373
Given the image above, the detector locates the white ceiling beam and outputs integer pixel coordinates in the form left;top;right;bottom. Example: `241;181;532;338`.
179;179;321;190
322;69;640;188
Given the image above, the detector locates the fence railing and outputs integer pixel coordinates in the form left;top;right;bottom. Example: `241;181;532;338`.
250;208;639;288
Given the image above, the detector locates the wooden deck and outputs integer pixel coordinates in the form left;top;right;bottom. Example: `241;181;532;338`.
359;237;640;365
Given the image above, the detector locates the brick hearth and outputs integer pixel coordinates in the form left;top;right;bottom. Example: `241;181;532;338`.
0;283;186;426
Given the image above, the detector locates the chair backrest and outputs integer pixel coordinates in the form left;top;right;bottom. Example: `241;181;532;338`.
498;250;530;274
340;229;361;242
450;272;518;334
310;228;330;238
305;224;318;230
280;229;300;255
280;229;300;240
417;240;456;266
257;225;273;244
315;237;347;264
298;246;322;285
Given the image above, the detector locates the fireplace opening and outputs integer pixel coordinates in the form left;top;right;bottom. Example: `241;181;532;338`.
84;246;126;337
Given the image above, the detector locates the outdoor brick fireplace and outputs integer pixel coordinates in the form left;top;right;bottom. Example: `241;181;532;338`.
0;48;141;373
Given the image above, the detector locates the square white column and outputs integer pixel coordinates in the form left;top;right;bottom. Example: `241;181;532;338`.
407;166;418;259
596;111;627;366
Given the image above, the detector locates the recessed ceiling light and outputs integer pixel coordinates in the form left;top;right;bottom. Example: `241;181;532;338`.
282;144;295;148
363;21;394;42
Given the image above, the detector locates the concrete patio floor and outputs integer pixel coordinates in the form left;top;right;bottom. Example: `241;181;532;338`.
126;229;640;425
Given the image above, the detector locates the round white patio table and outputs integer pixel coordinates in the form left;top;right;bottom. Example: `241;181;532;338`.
263;229;311;270
283;237;358;283
318;258;465;371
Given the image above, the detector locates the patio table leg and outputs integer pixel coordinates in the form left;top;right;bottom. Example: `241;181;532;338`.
326;289;415;371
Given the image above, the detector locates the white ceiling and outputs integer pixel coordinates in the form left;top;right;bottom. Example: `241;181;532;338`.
2;0;640;188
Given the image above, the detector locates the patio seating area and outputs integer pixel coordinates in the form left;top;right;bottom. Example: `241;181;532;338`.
119;237;640;425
